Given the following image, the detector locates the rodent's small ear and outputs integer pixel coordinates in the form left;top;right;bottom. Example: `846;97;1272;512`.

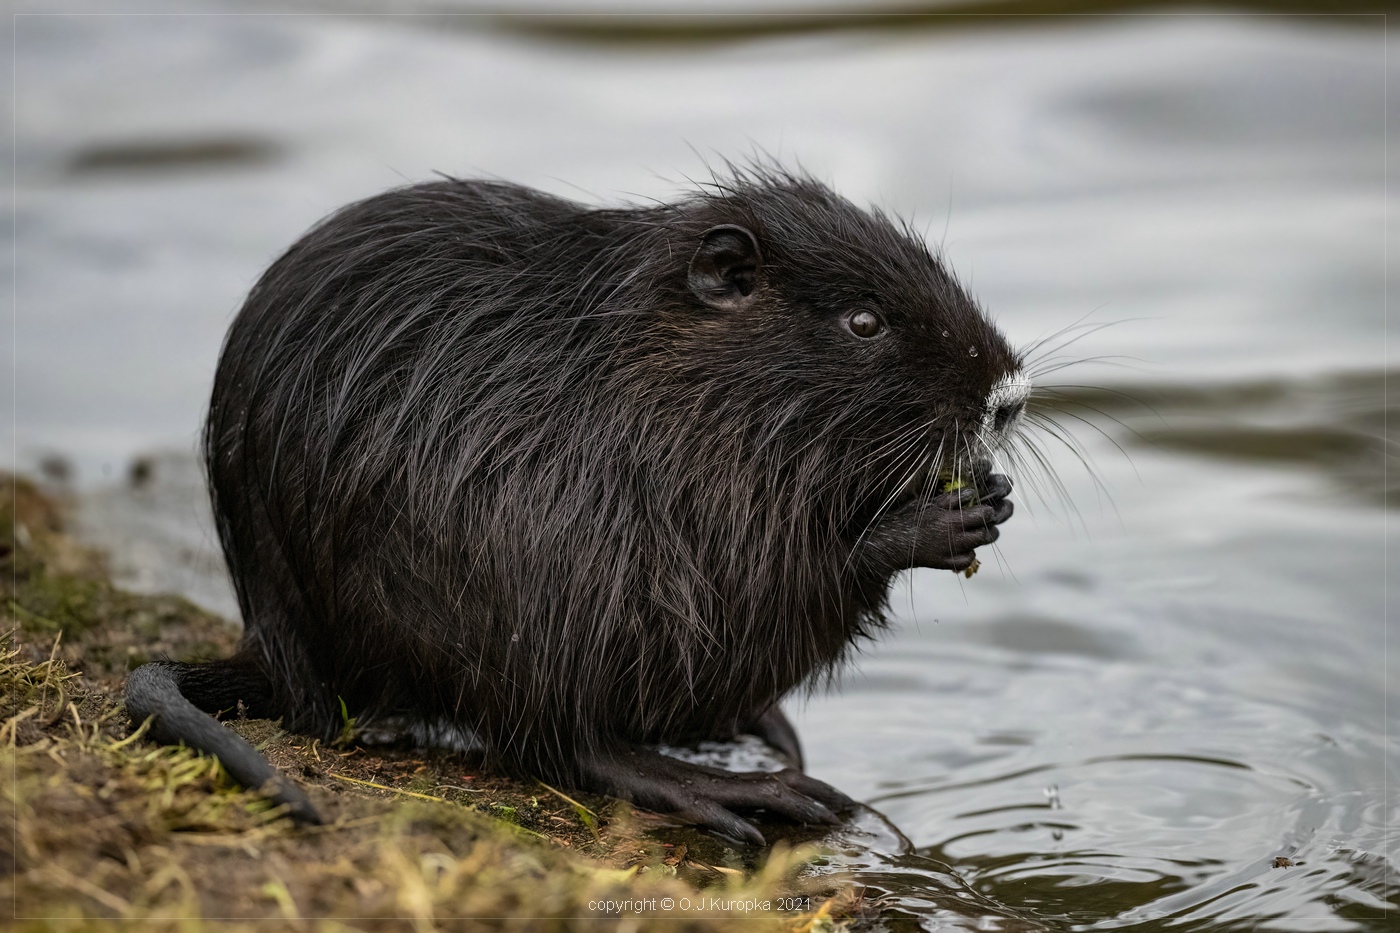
688;224;763;311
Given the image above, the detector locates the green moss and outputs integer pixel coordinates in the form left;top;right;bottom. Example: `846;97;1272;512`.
11;571;107;635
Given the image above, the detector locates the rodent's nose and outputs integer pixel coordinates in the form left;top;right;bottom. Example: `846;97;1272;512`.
983;370;1031;445
993;400;1024;434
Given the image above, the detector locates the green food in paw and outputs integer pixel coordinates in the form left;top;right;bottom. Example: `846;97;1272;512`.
937;474;970;494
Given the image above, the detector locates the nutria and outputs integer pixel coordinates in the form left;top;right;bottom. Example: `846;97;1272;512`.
125;166;1025;843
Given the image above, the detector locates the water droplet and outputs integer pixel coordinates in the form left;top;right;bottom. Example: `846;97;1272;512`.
1044;784;1061;809
968;346;979;357
510;633;520;642
1051;828;1064;841
941;330;950;338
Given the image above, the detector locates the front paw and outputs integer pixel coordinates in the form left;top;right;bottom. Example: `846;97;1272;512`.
859;474;1014;575
916;487;1006;570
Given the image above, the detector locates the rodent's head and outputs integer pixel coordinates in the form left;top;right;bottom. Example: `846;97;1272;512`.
655;170;1028;512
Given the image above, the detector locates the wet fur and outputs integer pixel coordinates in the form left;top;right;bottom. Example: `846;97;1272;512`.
130;167;1022;838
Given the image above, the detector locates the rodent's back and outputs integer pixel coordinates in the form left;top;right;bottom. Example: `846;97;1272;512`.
211;180;643;530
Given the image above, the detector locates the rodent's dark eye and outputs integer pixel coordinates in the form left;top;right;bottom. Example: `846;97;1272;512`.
846;309;884;339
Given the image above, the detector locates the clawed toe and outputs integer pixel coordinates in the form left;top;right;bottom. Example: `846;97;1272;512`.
774;768;857;813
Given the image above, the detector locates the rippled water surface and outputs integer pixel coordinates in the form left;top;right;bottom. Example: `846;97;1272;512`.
12;8;1395;930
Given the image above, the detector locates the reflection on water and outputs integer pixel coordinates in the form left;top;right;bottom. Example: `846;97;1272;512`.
14;9;1394;931
1042;370;1398;508
66;136;282;175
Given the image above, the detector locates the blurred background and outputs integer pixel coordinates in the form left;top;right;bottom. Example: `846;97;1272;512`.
7;3;1395;929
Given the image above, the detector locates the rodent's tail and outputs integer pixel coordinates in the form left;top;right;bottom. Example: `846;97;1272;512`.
123;659;322;825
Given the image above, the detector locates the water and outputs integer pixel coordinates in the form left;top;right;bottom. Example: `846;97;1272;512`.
11;8;1395;929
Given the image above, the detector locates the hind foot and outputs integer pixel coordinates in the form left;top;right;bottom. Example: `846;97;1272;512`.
581;746;854;846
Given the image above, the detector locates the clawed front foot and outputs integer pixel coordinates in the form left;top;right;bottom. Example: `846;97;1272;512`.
581;746;855;845
857;468;1014;575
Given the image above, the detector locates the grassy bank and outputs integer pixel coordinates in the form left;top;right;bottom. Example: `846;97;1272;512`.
1;475;858;930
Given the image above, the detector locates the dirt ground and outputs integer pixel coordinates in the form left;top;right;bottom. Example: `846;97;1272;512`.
1;475;863;931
